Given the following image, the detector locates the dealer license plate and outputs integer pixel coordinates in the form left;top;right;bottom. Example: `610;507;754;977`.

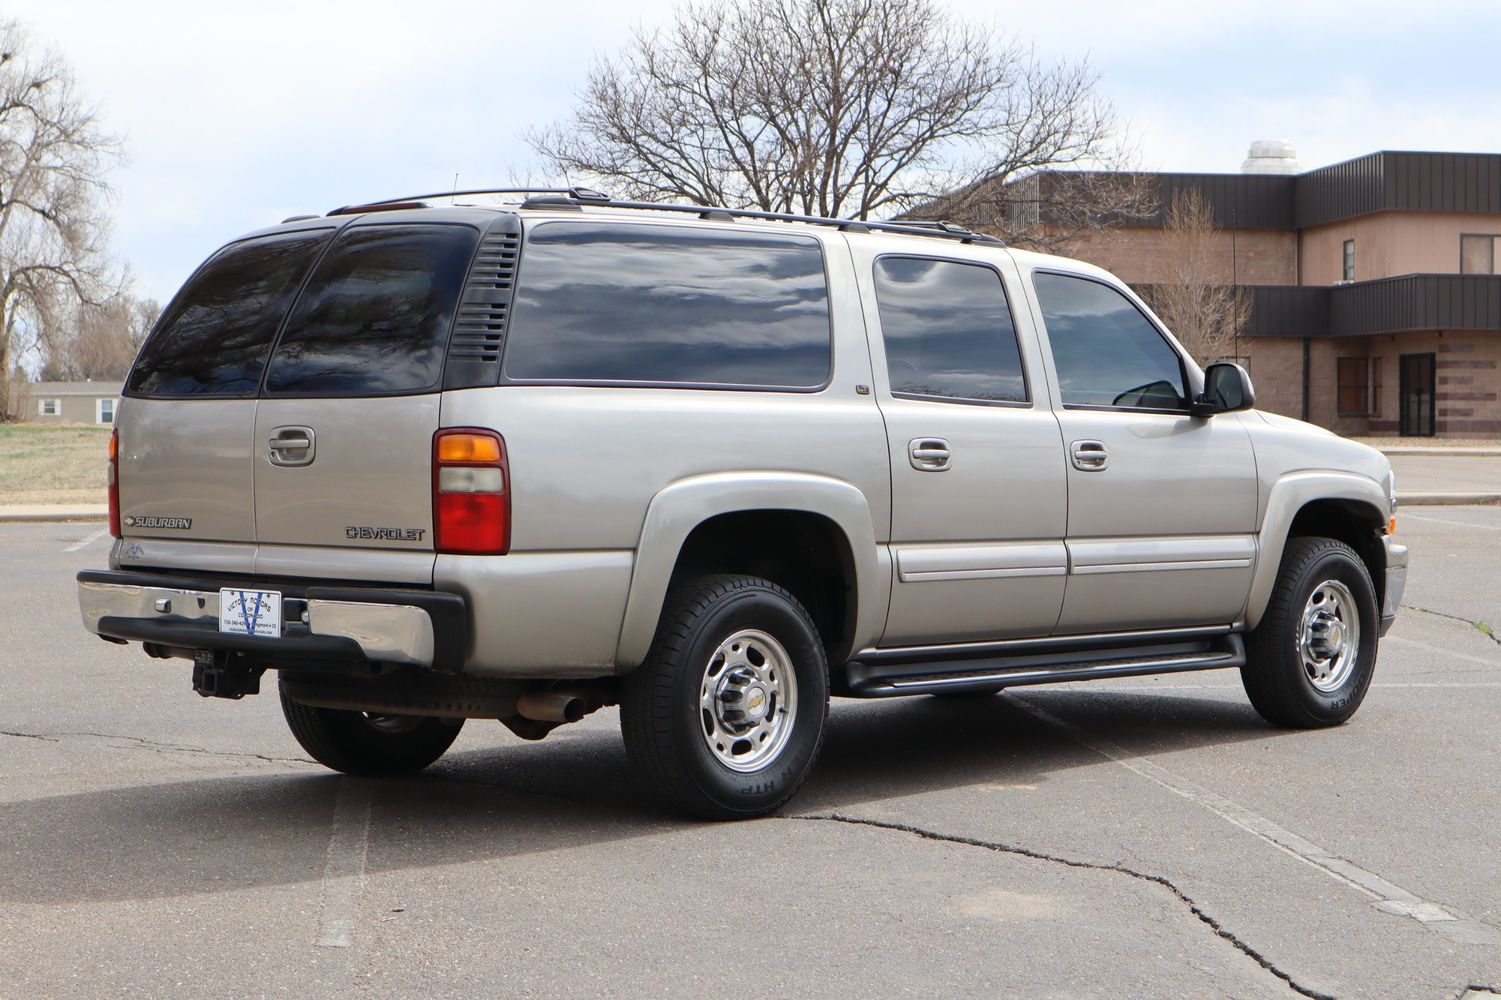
218;588;283;637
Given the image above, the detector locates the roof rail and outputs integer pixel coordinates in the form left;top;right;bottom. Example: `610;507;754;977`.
326;186;1002;245
327;187;609;216
530;196;1004;246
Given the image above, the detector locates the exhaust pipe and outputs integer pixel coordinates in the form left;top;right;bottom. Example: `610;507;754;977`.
516;691;586;723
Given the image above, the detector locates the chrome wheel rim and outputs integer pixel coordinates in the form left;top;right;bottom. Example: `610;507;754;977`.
362;712;423;735
699;628;798;773
1298;579;1361;693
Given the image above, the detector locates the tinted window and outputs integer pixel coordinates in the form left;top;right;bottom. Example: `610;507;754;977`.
504;223;830;387
264;224;479;395
874;257;1027;403
126;232;330;397
1033;273;1187;409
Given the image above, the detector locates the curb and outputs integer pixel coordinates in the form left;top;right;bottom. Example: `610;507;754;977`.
1398;492;1501;506
0;509;107;524
1381;448;1501;458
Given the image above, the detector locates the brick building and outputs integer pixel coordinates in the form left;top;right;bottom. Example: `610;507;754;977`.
1015;146;1501;438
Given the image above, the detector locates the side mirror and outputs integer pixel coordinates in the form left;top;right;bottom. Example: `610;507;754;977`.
1191;362;1256;417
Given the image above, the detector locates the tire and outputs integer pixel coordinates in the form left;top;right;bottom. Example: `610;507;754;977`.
620;574;829;820
1241;536;1379;728
280;680;463;775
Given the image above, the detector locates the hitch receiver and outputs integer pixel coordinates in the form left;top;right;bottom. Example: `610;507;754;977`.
192;649;264;700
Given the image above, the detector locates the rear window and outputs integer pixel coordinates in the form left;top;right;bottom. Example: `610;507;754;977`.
503;222;831;388
263;224;480;396
126;231;331;397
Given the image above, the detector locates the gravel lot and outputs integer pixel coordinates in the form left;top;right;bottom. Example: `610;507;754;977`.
1;511;1498;999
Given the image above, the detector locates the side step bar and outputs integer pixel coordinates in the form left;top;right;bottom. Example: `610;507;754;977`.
843;633;1245;697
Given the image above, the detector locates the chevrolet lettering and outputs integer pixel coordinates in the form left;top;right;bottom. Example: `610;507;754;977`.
76;187;1408;819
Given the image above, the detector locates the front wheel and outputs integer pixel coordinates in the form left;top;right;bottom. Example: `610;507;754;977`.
1241;536;1379;728
280;681;463;775
620;575;829;819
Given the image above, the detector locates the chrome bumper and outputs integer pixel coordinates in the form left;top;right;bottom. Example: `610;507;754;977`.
1380;538;1409;637
78;571;466;671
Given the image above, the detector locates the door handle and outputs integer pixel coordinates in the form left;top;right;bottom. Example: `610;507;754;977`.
908;437;951;472
268;426;316;466
1070;439;1108;471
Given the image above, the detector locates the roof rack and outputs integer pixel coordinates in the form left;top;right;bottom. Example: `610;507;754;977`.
327;186;1002;245
517;194;1003;246
327;187;609;216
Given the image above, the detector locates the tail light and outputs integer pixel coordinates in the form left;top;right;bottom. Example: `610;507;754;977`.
433;428;509;554
107;429;121;538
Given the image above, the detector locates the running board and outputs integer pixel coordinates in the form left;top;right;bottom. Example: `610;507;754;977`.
842;634;1245;697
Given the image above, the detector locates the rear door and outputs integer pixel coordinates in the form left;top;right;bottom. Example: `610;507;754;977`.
117;228;334;574
252;220;483;583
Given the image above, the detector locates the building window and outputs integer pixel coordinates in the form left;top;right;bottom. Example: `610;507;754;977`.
1461;234;1497;274
38;398;60;416
1342;239;1355;281
96;398;116;424
1337;357;1372;415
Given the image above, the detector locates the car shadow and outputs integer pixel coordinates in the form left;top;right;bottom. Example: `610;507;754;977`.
0;687;1284;905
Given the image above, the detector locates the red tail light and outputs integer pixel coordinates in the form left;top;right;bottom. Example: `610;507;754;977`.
433;428;509;554
107;429;121;538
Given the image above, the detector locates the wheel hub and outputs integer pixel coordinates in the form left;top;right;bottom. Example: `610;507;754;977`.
699;629;798;773
1298;580;1360;692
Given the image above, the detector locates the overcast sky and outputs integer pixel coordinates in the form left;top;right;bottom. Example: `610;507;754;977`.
10;0;1500;304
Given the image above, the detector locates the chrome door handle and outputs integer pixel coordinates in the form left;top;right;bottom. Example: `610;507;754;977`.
1070;439;1108;471
909;437;952;472
268;426;316;466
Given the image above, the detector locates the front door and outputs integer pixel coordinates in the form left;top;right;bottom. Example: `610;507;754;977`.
849;241;1068;647
1399;353;1436;437
1027;271;1258;634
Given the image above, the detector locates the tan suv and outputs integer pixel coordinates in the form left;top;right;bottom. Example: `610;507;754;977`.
77;188;1408;818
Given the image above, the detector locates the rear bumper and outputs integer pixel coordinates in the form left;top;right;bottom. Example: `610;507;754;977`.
77;569;468;673
1380;538;1409;637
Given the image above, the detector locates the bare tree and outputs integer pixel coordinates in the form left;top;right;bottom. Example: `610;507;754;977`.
1141;188;1251;366
529;0;1132;222
0;20;120;419
39;293;157;382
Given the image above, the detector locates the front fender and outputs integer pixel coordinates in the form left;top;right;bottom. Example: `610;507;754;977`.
614;472;887;669
1245;471;1390;630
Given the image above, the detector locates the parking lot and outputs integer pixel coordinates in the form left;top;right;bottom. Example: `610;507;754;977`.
1;510;1498;999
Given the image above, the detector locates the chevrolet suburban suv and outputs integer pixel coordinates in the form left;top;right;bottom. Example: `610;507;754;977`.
77;188;1408;819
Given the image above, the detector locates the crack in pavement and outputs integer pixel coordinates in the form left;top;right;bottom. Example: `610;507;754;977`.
0;728;315;766
1403;605;1501;647
792;812;1332;1000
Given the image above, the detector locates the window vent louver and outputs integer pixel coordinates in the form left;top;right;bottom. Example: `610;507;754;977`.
444;216;521;389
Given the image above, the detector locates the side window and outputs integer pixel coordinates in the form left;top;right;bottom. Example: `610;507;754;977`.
265;224;480;396
873;257;1027;404
504;222;831;388
126;231;332;397
1033;273;1188;410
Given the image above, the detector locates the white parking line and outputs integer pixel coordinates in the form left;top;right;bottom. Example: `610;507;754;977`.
316;779;373;948
63;527;107;552
1013;695;1501;946
1400;512;1501;532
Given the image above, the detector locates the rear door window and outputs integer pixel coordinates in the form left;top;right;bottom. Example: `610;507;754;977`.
504;222;831;388
1033;272;1188;410
264;224;480;396
125;231;331;397
873;256;1028;404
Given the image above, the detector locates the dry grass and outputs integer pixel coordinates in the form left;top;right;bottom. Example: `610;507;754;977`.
0;422;111;505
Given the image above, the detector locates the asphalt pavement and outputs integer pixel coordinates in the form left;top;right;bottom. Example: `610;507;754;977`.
1;513;1498;999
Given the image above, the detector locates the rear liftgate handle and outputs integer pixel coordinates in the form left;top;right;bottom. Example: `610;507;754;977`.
268;425;316;467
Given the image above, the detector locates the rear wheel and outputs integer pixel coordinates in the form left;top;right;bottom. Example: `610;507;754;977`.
620;575;829;819
1242;536;1379;728
280;680;463;774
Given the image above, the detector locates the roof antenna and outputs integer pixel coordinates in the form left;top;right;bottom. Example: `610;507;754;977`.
450;173;460;206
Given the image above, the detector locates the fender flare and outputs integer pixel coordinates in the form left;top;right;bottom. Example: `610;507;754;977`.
1244;471;1389;630
614;472;887;669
